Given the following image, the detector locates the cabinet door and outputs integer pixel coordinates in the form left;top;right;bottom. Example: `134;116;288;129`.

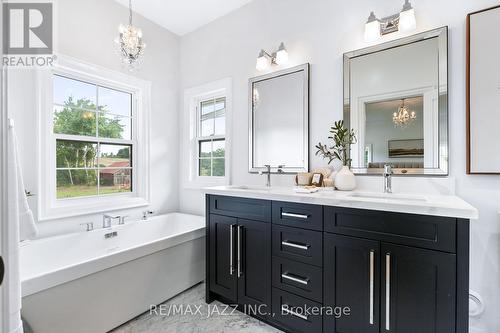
324;234;380;333
209;214;237;302
381;244;456;333
237;219;271;314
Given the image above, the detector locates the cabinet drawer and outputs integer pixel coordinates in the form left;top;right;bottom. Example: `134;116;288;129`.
324;207;456;253
209;195;271;222
273;257;323;303
272;288;322;333
272;201;323;231
272;225;322;267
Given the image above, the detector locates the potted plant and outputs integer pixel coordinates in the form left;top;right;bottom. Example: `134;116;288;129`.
315;120;357;191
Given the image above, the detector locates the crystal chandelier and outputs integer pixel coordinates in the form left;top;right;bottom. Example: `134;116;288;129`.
114;0;146;70
392;99;416;127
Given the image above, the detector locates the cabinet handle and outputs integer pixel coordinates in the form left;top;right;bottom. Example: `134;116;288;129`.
385;253;391;331
281;272;309;285
281;241;310;250
281;305;308;321
237;225;242;278
229;224;235;275
369;250;374;325
281;212;309;219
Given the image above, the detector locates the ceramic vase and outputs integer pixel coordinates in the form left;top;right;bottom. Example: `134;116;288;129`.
334;165;356;191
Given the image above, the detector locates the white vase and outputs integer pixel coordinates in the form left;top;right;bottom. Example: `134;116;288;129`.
335;166;356;191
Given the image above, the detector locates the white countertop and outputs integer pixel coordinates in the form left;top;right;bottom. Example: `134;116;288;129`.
204;186;478;220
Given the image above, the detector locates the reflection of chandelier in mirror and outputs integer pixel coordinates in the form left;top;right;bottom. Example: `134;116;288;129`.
392;99;416;127
114;0;146;71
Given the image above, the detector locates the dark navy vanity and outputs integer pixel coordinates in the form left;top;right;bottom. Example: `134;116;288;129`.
205;194;470;333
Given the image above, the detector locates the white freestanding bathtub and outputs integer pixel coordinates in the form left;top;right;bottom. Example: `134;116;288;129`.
20;213;205;333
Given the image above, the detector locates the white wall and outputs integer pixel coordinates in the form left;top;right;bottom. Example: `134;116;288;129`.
178;0;500;331
7;0;180;237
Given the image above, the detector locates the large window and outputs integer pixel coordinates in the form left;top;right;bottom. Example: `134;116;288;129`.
39;57;150;220
53;75;134;199
197;97;226;177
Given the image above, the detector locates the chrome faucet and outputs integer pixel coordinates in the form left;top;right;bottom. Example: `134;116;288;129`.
80;222;94;232
142;210;154;221
259;165;272;187
383;164;393;193
103;214;120;228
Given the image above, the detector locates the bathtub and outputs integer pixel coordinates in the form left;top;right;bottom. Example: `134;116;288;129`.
20;213;205;333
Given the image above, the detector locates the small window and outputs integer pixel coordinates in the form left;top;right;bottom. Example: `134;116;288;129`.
197;97;226;177
53;75;134;199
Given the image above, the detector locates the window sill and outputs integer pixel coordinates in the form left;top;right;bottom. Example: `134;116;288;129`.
38;195;149;221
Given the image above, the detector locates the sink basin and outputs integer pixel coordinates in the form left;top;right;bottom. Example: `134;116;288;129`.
347;192;428;203
226;185;270;191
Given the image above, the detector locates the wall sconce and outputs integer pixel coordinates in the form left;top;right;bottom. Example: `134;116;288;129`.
256;42;289;71
364;0;416;42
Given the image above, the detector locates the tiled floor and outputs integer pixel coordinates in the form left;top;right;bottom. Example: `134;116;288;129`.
110;283;282;333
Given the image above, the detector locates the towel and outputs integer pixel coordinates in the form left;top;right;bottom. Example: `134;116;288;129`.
6;120;38;333
9;121;37;241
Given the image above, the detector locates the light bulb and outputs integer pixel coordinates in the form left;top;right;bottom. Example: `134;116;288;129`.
364;12;380;42
399;1;416;32
275;42;289;65
118;24;126;33
256;50;269;71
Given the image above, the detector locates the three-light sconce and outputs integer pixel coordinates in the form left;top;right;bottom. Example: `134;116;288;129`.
364;0;416;42
255;42;289;71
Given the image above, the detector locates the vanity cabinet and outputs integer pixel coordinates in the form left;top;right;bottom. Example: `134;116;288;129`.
206;194;470;333
207;196;272;316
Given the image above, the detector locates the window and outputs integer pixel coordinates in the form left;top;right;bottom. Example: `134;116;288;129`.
38;56;151;220
53;75;134;199
197;97;226;177
182;78;231;187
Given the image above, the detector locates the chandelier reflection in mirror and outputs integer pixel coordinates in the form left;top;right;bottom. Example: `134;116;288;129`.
115;0;146;71
392;99;416;128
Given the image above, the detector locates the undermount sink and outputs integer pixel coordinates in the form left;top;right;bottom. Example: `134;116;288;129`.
347;192;428;203
226;185;270;191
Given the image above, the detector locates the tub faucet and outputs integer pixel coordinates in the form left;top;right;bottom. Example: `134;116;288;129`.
142;210;154;221
383;164;393;193
259;165;272;187
80;222;94;232
103;214;120;228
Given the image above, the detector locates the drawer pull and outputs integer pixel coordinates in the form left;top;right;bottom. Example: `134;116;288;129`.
281;273;309;285
281;241;310;250
282;212;309;219
281;305;308;321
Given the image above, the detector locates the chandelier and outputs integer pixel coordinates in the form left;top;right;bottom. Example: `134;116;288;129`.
115;0;146;70
392;99;416;127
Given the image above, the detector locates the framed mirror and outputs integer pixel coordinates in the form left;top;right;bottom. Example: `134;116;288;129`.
467;6;500;174
344;27;448;175
249;63;309;173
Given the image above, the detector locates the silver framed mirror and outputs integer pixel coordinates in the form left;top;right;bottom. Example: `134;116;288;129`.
344;27;448;176
249;63;309;173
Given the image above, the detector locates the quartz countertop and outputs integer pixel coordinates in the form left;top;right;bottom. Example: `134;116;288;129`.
204;186;478;220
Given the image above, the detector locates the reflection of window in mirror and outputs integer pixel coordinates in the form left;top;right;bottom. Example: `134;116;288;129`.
364;96;424;169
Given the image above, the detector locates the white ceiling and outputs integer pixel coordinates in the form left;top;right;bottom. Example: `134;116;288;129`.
114;0;254;36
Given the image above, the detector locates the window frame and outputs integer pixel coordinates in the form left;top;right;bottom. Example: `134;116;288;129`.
196;94;226;179
37;56;151;220
183;78;232;188
53;74;135;199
